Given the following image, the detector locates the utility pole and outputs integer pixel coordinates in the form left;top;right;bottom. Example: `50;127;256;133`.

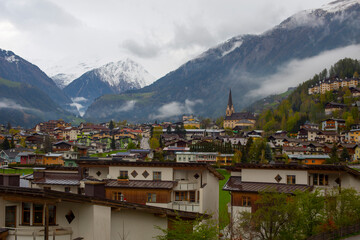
44;203;49;240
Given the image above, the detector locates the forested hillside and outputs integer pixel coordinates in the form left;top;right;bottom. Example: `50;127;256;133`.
256;58;360;133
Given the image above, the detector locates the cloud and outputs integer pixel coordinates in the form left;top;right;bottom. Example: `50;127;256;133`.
122;39;162;58
71;97;87;102
150;99;203;119
0;98;41;112
246;44;360;98
0;0;81;30
171;23;217;48
117;100;136;112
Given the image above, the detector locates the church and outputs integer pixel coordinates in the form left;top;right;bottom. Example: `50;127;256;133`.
223;89;256;129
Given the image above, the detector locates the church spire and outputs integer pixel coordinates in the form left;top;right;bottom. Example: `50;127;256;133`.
226;89;235;116
228;89;233;108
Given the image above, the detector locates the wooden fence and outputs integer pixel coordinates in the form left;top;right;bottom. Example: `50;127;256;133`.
307;222;360;240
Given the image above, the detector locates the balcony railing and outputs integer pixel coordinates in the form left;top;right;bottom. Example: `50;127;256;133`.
174;181;198;191
5;226;73;240
169;202;200;212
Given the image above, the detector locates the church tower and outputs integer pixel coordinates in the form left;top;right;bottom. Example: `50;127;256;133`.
226;89;235;116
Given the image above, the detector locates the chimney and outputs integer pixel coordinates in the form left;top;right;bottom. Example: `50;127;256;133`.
1;174;20;187
84;181;106;198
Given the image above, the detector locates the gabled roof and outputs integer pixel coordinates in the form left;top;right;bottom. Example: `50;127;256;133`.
76;160;224;180
227;163;360;177
0;185;202;219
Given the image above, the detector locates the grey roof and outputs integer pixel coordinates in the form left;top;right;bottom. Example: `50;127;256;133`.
223;176;312;193
106;180;177;189
33;179;80;186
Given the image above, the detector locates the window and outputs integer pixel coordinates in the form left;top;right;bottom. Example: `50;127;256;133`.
5;206;16;228
48;205;56;225
43;187;51;190
175;191;188;201
313;174;329;186
241;197;251;207
286;175;296;184
153;171;162;181
33;204;43;225
64;187;71;193
113;192;124;201
22;203;31;225
189;191;196;203
119;170;128;179
147;193;156;202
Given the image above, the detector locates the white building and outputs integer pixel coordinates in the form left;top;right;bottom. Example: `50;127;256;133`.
78;160;224;215
0;177;200;240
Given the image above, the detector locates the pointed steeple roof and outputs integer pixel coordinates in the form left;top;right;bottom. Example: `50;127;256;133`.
228;89;233;108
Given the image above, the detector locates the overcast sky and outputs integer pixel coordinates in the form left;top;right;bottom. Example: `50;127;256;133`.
0;0;331;79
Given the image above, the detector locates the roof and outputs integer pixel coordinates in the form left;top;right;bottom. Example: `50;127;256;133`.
45;153;63;157
288;154;330;160
0;185;202;219
76;160;225;180
32;172;80;186
223;176;312;193
227;163;360;177
225;112;256;121
106;180;177;189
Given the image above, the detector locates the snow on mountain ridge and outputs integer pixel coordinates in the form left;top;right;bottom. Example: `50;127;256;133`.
95;59;155;88
321;0;360;13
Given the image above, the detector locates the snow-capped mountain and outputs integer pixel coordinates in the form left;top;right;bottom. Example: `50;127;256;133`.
64;59;155;116
96;59;154;89
85;0;360;122
46;58;109;89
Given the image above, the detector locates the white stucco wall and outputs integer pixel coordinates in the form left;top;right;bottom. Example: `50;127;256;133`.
31;184;78;194
108;166;173;181
242;169;308;184
56;202;111;240
111;209;167;240
199;171;219;216
89;167;110;180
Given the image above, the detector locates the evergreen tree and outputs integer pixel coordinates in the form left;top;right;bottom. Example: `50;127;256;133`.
329;143;339;164
111;136;116;150
109;120;115;130
43;135;52;153
264;143;273;162
10;137;15;149
166;125;172;134
2;137;10;150
7;121;11;130
340;147;350;162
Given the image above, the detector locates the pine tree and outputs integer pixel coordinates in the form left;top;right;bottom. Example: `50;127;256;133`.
10;137;15;149
265;143;273;162
329;143;339;164
109;120;115;130
340;147;350;162
166;125;171;134
2;137;10;150
111;136;116;150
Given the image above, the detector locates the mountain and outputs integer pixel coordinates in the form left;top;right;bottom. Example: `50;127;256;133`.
0;77;74;128
246;88;295;114
0;49;77;114
85;0;360;122
255;57;360;133
64;59;155;115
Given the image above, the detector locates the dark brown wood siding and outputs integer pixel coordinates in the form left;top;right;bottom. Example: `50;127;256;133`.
105;188;171;204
